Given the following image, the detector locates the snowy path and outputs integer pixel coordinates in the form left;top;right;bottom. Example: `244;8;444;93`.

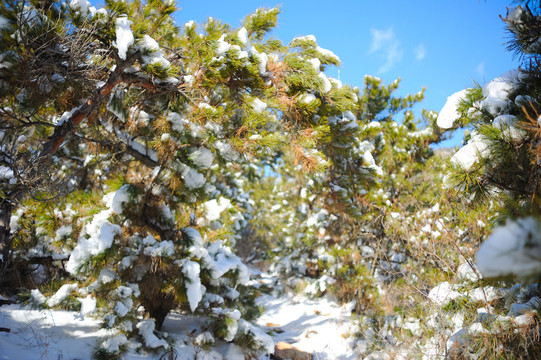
0;274;359;359
256;293;359;359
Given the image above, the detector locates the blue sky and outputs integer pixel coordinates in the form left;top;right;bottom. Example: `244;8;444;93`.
175;0;520;147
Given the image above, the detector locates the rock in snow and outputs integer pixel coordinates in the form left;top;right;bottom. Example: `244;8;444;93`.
274;341;312;360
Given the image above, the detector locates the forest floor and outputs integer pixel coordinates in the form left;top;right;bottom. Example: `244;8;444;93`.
254;270;359;359
0;270;360;360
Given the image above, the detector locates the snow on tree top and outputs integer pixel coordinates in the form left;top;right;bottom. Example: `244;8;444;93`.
450;132;488;170
215;34;231;57
137;35;170;69
292;35;317;43
483;70;522;100
308;58;321;71
252;49;268;75
316;45;340;62
492;114;525;140
237;27;248;46
505;5;526;29
113;16;134;60
436;89;468;129
481;70;525;116
69;0;89;15
318;72;332;93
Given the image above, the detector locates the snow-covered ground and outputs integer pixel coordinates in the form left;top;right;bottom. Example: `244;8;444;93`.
0;304;250;360
256;293;359;359
0;273;359;359
0;305;103;360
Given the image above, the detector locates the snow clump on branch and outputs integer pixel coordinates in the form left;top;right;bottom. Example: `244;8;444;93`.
113;16;134;60
476;217;541;279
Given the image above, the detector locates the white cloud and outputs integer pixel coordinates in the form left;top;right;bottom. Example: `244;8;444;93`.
369;27;402;74
415;43;426;61
476;61;485;78
369;27;394;53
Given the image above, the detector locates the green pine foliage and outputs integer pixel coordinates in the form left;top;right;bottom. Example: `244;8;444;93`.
417;1;541;357
3;0;541;358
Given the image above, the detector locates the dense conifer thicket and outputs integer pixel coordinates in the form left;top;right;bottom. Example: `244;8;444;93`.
1;0;541;358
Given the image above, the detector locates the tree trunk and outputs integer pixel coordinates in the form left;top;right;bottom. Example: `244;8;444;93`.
139;282;175;330
0;200;14;291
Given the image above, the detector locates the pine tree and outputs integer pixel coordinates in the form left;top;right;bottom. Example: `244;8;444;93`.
1;0;423;356
247;73;449;315
439;1;541;281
